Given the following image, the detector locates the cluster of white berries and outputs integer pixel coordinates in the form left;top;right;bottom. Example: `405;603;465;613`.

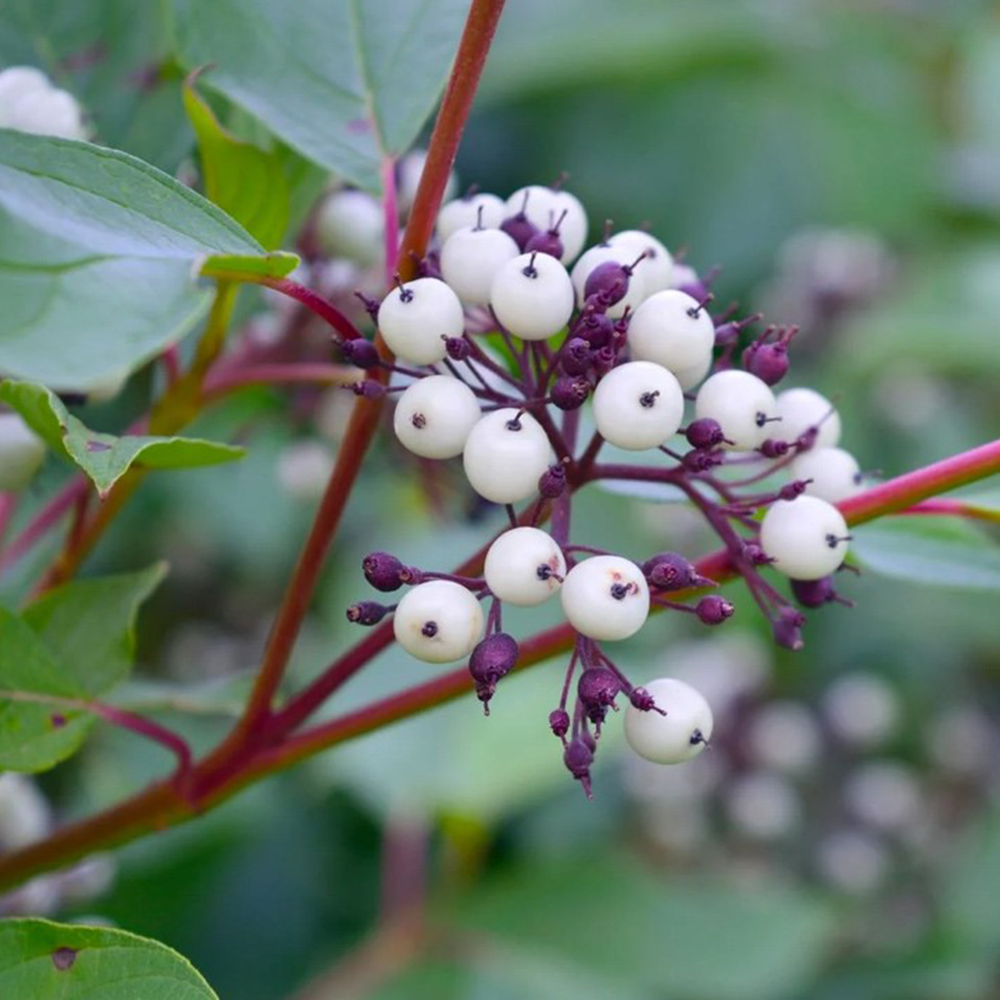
336;174;871;788
0;65;87;140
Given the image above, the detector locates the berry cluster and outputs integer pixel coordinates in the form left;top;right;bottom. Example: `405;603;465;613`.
335;179;864;796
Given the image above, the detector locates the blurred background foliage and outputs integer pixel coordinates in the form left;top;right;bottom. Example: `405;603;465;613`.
3;0;1000;998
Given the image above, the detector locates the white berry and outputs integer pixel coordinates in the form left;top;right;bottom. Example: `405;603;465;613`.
0;66;50;108
791;447;862;504
489;252;574;341
672;351;714;392
608;230;675;294
759;495;850;580
775;387;841;448
624;677;714;764
627;289;715;374
484;527;565;606
393;580;484;663
437;192;505;242
0;413;46;493
397;148;458;214
504;185;588;262
560;555;650;641
0;68;86;140
592;361;684;451
462;408;552;504
377;277;464;365
440;225;519;305
570;244;647;319
694;370;778;451
393;375;481;459
316;190;384;268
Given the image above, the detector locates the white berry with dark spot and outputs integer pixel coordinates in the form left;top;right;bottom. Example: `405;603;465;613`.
377;277;464;365
627;289;715;374
791;447;862;504
593;361;684;451
759;495;850;580
440;225;520;305
776;387;841;448
484;527;565;606
695;370;778;451
462;408;552;504
437;192;505;241
560;555;650;641
393;375;481;459
624;677;714;764
393;580;484;663
490;252;575;341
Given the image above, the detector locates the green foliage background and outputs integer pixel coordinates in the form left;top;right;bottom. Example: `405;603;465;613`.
2;1;1000;998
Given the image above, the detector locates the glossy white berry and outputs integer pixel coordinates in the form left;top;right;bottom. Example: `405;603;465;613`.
504;185;588;262
560;555;650;641
775;387;841;448
672;351;714;392
393;580;484;663
791;447;862;504
592;361;684;451
0;66;50;107
437;192;505;242
570;244;647;319
608;230;675;294
0;413;46;493
489;252;574;341
377;278;464;365
397;148;457;213
0;68;86;140
627;289;715;374
759;495;850;580
624;677;713;764
694;370;778;451
316;190;384;268
462;408;552;504
393;375;481;459
440;225;519;305
484;527;565;606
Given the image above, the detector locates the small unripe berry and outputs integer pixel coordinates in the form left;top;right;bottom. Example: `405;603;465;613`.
469;631;519;708
791;576;840;608
560;338;593;376
363;551;414;591
642;552;709;591
346;601;391;626
393;580;484;663
538;463;567;499
573;311;613;348
608;230;675;294
444;336;472;361
696;594;735;625
551;375;590;411
563;738;594;794
340;337;381;369
571;245;646;318
772;606;807;650
549;708;571;739
744;341;790;386
624;677;713;765
500;207;540;251
685;418;726;450
577;667;621;724
505;186;588;262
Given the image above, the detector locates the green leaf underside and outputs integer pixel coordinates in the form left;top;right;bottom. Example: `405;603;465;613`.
0;130;264;385
183;82;290;248
0;564;166;772
170;0;471;192
0;919;219;1000
851;516;1000;590
0;381;244;496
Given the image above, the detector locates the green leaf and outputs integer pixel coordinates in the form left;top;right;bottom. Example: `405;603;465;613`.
0;919;219;999
23;563;168;694
170;0;472;191
0;608;91;772
0;381;244;497
449;856;836;1000
183;80;290;248
0;130;266;386
0;564;165;771
199;251;301;281
851;515;1000;590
